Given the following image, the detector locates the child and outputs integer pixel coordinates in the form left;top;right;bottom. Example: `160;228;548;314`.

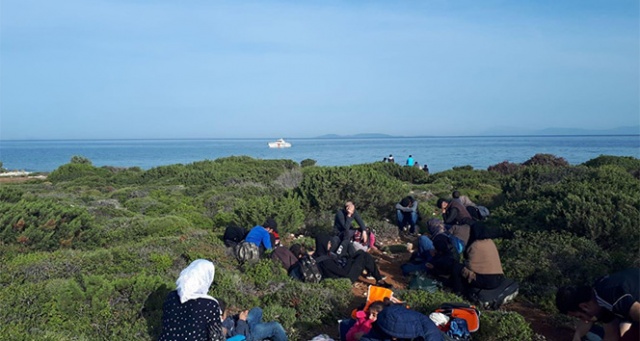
346;301;386;341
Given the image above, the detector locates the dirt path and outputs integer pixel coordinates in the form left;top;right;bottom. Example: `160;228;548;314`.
349;236;573;341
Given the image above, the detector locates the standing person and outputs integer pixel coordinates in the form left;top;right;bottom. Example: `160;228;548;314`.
158;259;225;341
406;155;415;166
556;268;640;341
334;201;368;244
388;154;395;163
395;196;419;235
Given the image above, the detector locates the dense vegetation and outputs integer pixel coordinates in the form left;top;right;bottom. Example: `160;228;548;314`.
1;154;638;340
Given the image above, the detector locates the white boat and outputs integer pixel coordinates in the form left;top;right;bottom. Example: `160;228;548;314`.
268;138;292;148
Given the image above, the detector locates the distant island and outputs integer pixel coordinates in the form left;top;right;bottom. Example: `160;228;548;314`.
316;125;639;138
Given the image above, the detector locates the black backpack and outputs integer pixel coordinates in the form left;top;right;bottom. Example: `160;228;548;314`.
224;225;247;247
289;255;330;283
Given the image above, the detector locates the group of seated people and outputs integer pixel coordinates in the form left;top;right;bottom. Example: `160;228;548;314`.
160;192;639;341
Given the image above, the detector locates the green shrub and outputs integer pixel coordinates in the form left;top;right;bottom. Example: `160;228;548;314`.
475;310;534;341
300;159;317;167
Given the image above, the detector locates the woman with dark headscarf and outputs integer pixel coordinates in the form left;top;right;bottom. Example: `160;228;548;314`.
314;234;389;287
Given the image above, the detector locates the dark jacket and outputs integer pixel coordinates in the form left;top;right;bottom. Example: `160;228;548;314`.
443;200;474;226
314;234;351;280
271;246;298;272
334;209;366;233
360;305;443;341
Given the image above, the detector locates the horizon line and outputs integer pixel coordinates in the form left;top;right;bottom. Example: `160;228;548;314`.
1;133;639;142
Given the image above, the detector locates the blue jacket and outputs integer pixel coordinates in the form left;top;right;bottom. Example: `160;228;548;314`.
244;225;272;250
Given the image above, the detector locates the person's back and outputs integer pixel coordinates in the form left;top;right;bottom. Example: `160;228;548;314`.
463;239;504;290
406;155;414;166
593;268;640;322
159;259;224;341
360;304;443;341
245;225;272;250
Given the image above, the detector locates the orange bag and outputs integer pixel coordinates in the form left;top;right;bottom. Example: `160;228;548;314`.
435;303;480;333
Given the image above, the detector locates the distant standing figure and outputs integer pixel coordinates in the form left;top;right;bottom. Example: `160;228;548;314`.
414;161;420;168
388;155;395;163
406;155;415;166
422;164;429;174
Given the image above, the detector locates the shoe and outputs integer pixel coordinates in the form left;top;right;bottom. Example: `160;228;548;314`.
366;276;375;280
501;290;519;306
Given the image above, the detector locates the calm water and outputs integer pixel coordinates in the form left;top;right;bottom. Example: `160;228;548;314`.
0;136;638;174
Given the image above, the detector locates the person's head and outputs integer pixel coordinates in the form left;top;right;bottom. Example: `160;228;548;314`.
556;285;599;322
314;234;332;256
263;217;278;233
436;198;448;209
452;190;461;199
367;301;386;321
427;218;444;236
290;243;306;258
345;201;355;215
176;259;215;303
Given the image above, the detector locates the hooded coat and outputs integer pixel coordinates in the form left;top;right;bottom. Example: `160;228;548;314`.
360;305;443;341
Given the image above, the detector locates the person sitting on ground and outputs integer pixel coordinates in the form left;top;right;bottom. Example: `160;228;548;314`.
221;304;288;341
289;243;307;259
334;201;368;244
450;225;504;295
556;268;640;341
359;304;444;341
270;244;298;273
396;196;419;235
388;154;394;163
425;219;457;280
436;198;475;226
158;259;225;341
451;190;477;207
244;218;278;255
346;301;387;341
314;234;390;287
422;164;430;174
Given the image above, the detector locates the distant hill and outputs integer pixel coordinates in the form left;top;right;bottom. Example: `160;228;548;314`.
480;125;639;136
315;126;639;138
316;133;395;138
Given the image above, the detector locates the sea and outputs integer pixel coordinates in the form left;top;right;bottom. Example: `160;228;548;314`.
0;135;638;174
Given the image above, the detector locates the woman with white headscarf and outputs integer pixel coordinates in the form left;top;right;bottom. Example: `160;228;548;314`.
159;259;224;341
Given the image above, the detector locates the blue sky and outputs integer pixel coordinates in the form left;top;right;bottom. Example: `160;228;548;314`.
1;0;638;139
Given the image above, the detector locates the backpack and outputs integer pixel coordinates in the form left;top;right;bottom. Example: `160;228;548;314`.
467;278;519;310
433;303;479;340
234;241;260;263
289;255;330;283
224;225;247;247
466;206;490;221
448;234;465;255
